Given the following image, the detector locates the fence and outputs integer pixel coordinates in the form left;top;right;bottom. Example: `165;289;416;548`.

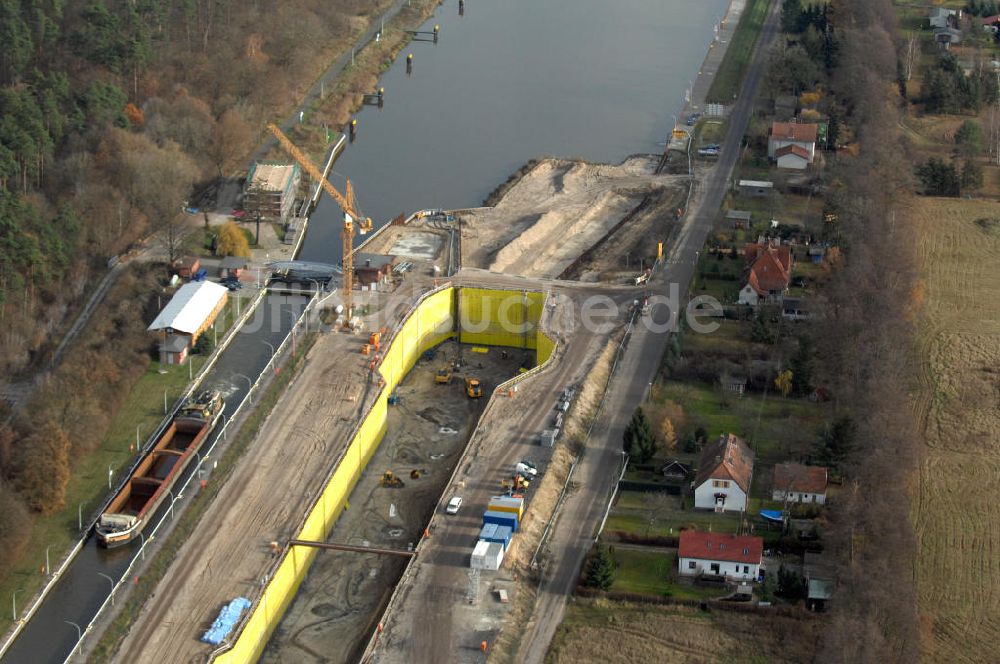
52;290;318;664
0;287;274;661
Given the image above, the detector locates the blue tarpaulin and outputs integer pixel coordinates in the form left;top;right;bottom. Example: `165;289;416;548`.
201;597;252;645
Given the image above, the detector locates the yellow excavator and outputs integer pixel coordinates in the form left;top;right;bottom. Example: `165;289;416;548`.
465;377;483;398
380;471;405;488
435;367;452;384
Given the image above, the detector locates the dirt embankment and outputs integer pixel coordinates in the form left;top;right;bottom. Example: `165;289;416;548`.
460;157;687;280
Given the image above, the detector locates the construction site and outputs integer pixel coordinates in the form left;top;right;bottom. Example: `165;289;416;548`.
99;140;678;664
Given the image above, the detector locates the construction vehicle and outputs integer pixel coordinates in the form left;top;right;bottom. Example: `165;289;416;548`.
380;471;405;488
267;123;373;324
466;377;483;398
410;469;423;479
501;474;530;492
435;367;452;384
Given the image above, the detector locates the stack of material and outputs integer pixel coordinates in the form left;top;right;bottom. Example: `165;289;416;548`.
201;597;252;645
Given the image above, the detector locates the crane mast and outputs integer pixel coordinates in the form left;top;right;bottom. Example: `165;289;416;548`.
266;123;372;323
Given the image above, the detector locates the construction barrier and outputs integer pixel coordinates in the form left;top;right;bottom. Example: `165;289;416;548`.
213;285;551;663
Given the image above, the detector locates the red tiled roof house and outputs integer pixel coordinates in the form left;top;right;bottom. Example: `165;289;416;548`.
767;121;818;165
738;238;793;306
772;462;828;505
694;433;754;512
678;530;764;582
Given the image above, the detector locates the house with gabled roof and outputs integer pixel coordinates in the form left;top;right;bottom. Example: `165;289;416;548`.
694;433;754;512
772;462;828;504
678;530;764;581
768;122;818;164
737;238;793;306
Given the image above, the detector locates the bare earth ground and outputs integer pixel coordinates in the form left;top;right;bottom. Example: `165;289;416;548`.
460;157;687;279
546;599;820;664
110;328;377;663
263;341;524;663
370;285;624;663
909;198;1000;663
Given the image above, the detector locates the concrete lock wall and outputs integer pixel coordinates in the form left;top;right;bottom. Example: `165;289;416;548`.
213;286;552;663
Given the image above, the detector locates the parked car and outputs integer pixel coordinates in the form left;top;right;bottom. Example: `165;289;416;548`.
686;113;702;126
445;496;463;514
191;268;208;282
222;278;242;291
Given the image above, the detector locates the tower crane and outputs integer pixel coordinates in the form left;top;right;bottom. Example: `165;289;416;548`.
266;123;372;324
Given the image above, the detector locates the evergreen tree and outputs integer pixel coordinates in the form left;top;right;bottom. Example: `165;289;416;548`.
781;0;804;33
585;544;616;590
789;336;814;396
623;407;656;463
960;158;984;192
915;158;961;197
954;120;984;157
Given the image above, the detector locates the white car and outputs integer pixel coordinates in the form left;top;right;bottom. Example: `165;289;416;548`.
515;462;537;477
446;496;463;514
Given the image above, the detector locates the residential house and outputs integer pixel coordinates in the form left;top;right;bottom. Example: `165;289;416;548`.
771;462;828;505
774;144;812;170
768;122;818;165
693;433;754;512
737;239;793;306
677;530;764;582
148;281;229;364
928;7;960;29
982;15;1000;33
660;460;692;482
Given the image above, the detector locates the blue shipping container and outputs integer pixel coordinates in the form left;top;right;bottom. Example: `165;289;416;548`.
479;523;512;549
482;509;518;533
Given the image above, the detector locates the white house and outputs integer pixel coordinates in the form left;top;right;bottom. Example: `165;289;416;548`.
767;122;818;163
775;144;812;170
678;530;764;582
693;433;754;512
772;462;828;505
737;239;793;307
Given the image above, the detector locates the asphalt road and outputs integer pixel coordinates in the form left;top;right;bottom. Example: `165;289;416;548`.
515;1;782;660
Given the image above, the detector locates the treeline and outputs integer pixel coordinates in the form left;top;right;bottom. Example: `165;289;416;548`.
804;0;921;659
0;0;384;374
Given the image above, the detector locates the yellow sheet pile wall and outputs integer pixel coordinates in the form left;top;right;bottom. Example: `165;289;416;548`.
214;286;551;663
457;288;545;349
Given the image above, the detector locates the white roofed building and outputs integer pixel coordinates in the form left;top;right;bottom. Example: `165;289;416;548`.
148;281;228;363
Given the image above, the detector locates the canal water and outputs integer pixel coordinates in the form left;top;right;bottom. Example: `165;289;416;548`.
298;0;730;263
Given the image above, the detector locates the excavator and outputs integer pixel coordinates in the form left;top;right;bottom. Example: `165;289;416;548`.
267;123;372;324
380;471;405;488
435;367;452;384
465;377;483;398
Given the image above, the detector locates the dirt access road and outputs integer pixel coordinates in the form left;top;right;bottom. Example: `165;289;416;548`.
110;327;377;664
515;0;782;660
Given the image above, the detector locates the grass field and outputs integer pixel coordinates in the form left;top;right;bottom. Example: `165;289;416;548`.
706;0;771;104
909;197;1000;663
546;598;820;663
608;547;730;600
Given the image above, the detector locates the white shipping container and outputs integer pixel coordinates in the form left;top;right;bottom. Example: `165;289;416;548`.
470;539;505;570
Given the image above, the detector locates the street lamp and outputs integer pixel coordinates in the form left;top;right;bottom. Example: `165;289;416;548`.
234;373;253;404
107;465;114;490
284;310;299;354
12;589;24;621
45;544;53;576
64;620;82;654
97;572;115;605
